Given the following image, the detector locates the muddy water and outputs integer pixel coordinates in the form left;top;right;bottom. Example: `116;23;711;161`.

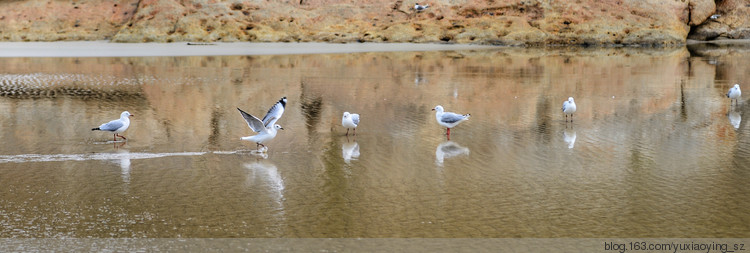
1;47;749;238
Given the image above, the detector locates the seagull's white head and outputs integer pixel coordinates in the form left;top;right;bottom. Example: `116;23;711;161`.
121;111;133;119
568;97;575;103
274;124;284;130
343;112;350;118
432;105;444;113
735;84;741;89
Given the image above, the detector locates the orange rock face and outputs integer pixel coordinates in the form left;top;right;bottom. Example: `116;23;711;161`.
0;0;738;45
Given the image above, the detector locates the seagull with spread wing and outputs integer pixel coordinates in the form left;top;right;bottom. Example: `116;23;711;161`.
237;96;287;152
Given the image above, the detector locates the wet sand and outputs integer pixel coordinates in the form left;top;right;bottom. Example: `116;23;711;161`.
0;41;498;57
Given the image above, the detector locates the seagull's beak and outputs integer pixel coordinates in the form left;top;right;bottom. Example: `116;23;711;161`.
431;108;435;111
280;127;284;130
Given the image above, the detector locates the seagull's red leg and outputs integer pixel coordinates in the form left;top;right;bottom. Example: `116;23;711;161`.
346;128;350;136
353;128;356;136
447;128;451;136
113;134;117;142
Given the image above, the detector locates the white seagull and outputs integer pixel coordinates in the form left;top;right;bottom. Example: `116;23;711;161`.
92;111;133;142
727;84;741;106
562;97;577;122
414;3;429;11
342;112;360;136
432;105;470;136
237;97;287;152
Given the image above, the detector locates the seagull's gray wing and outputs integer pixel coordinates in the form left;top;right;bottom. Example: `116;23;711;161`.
237;108;265;133
351;114;360;125
562;101;569;111
440;112;467;124
99;119;124;131
262;97;287;127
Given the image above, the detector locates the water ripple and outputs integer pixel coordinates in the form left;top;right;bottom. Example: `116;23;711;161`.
0;152;207;164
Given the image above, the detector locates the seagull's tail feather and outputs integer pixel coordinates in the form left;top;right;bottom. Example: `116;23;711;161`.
91;127;100;131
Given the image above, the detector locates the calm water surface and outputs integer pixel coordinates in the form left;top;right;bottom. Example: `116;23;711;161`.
1;46;749;238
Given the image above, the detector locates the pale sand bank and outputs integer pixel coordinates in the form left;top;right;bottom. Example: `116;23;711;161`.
0;41;498;57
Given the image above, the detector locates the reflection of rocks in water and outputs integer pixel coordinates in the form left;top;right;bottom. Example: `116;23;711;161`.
208;108;223;147
435;141;470;166
0;73;143;100
729;110;741;129
342;140;360;164
0;86;143;100
563;128;577;149
300;82;323;132
535;96;552;143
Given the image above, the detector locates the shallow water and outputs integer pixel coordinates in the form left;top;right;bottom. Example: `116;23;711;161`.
1;47;749;238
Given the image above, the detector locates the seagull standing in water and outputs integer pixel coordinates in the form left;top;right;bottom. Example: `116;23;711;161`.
727;84;741;106
414;3;429;11
92;111;133;142
342;112;360;136
432;105;470;137
237;97;286;152
562;97;577;122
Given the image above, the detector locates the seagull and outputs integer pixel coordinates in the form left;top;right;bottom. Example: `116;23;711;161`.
432;105;470;136
727;84;741;106
237;97;287;152
91;111;133;142
562;97;577;122
414;3;429;11
342;112;360;136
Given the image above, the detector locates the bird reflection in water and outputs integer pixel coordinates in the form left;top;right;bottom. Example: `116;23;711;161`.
107;147;132;194
244;160;285;206
563;128;577;149
729;110;741;129
435;141;470;166
342;137;360;164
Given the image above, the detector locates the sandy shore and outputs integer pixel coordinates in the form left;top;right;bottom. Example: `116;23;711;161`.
0;41;499;57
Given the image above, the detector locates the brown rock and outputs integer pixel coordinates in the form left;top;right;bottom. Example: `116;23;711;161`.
0;0;745;45
688;0;715;26
690;0;750;40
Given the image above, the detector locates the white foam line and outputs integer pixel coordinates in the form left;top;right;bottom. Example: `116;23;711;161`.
0;152;207;164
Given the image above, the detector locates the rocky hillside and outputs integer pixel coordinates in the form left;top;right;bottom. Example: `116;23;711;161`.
0;0;746;45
